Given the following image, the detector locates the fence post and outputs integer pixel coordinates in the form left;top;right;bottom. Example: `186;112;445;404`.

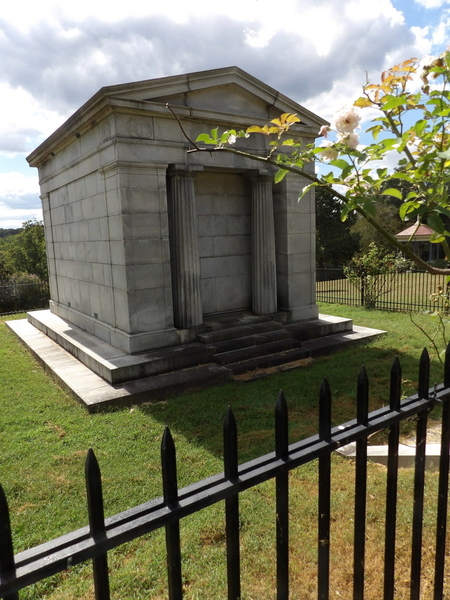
360;273;366;307
0;484;19;600
223;407;241;600
275;391;289;600
384;357;401;600
161;427;183;600
85;449;110;600
410;349;430;600
318;379;331;600
353;366;368;600
434;344;450;599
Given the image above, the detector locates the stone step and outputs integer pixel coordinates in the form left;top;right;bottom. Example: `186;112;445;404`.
285;316;353;341
206;328;292;355
247;321;284;334
256;328;293;343
226;347;311;375
198;320;281;344
27;310;214;384
7;313;386;409
302;327;386;357
214;338;303;366
201;312;273;332
197;326;254;345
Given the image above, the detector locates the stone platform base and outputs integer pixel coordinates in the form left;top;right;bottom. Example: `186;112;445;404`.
337;442;444;471
6;310;385;411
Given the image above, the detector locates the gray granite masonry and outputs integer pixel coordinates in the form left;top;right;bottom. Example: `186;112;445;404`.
27;66;327;356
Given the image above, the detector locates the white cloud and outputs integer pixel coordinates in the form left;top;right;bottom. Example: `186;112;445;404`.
0;83;65;156
0;0;447;230
414;0;450;7
0;172;39;199
0;171;42;228
0;208;43;230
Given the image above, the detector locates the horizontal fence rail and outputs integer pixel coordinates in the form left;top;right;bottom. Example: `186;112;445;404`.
0;281;49;315
316;267;449;312
1;348;450;598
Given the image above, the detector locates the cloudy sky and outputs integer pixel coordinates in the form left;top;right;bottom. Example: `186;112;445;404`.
0;0;449;228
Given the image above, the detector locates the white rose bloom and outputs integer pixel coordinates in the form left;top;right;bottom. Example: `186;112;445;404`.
333;106;361;134
318;140;338;161
338;132;359;149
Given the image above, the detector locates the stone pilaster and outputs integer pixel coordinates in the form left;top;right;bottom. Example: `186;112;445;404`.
168;165;203;328
251;174;277;315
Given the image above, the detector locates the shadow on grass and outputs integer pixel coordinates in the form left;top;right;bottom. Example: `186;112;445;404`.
138;341;440;465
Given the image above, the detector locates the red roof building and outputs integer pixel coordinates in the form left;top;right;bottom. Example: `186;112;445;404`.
395;223;444;262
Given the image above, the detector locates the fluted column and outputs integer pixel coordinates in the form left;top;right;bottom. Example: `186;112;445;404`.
168;166;203;328
251;174;277;315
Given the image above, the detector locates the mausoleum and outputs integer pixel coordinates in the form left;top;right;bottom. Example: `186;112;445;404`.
27;67;326;351
9;67;382;409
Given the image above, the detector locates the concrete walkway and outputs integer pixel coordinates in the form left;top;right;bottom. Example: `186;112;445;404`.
337;424;445;470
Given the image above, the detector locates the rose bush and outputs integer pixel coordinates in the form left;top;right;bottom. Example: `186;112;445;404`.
191;51;450;275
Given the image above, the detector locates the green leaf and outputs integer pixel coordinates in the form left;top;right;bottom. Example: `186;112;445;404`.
399;201;420;220
437;150;450;159
379;138;398;150
297;182;317;201
430;232;446;243
329;159;350;171
382;96;407;110
392;172;414;183
405;191;418;201
274;169;289;184
341;165;353;179
381;188;403;200
434;205;450;219
340;203;353;222
428;213;446;234
195;133;215;144
321;172;336;184
362;199;376;216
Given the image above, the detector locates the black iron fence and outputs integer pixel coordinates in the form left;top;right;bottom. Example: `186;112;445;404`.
316;267;448;312
1;348;450;599
0;280;50;315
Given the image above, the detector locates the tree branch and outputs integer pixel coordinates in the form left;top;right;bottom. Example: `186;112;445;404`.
168;106;450;275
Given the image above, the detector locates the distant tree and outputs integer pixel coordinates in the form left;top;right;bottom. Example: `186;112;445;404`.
350;199;403;254
0;228;22;238
315;186;360;267
0;220;48;281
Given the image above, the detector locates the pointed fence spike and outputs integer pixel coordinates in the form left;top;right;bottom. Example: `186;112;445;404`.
224;406;238;480
390;356;402;410
319;378;332;440
85;449;105;537
357;366;369;426
161;427;178;506
418;348;430;399
275;390;289;459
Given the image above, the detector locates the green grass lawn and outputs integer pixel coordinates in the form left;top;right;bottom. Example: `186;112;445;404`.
0;306;448;599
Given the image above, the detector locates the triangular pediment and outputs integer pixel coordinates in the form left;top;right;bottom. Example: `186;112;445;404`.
104;66;326;130
145;83;273;120
28;66;326;166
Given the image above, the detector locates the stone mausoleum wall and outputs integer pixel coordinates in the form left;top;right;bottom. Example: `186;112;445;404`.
28;67;327;354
